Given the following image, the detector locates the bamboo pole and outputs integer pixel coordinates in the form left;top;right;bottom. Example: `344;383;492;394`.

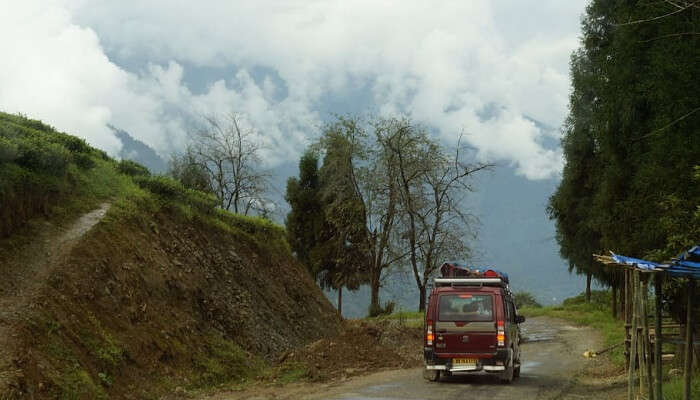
629;269;639;400
638;276;647;397
624;268;632;369
642;277;653;400
683;278;695;400
654;272;663;400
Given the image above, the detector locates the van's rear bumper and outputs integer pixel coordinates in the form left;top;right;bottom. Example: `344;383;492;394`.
424;347;510;373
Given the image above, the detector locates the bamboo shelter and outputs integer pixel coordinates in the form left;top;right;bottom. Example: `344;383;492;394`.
594;246;699;400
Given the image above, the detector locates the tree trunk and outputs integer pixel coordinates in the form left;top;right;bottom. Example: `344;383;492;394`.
586;271;592;302
418;284;426;312
337;286;343;318
370;267;381;315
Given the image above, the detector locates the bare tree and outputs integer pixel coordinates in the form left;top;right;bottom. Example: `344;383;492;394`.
182;112;271;215
386;121;493;311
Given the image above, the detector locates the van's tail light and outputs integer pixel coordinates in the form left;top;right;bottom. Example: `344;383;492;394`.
426;321;434;346
497;320;505;347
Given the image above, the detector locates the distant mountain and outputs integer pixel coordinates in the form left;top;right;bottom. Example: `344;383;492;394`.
110;126;168;174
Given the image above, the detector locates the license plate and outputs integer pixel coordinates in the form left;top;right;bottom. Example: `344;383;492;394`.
453;358;476;366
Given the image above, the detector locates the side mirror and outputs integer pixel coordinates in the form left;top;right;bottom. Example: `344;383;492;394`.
515;315;526;324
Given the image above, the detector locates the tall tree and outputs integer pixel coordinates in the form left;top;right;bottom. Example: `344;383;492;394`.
285;150;324;277
285;148;368;316
550;0;699;316
318;117;405;316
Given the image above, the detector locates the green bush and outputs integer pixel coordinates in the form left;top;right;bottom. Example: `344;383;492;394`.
514;291;542;309
55;134;91;154
16;137;72;176
117;159;150;177
562;290;611;308
73;153;96;170
134;175;186;199
185;189;218;214
0;136;18;162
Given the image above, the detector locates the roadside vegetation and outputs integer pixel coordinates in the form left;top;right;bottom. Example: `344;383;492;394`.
520;290;625;367
514;291;542;309
367;309;424;328
0;112;131;239
0;111;287;257
520;290;699;399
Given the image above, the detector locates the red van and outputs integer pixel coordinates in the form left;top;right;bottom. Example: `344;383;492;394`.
423;263;525;383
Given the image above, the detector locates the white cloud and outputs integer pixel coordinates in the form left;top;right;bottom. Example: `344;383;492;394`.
1;0;587;179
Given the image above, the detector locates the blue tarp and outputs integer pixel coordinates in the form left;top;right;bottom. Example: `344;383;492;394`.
611;254;660;271
610;246;700;278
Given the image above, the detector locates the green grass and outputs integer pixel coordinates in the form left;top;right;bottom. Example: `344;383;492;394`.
0;110;290;260
0;111;134;238
662;372;700;400
192;335;259;388
520;290;626;367
367;310;424;328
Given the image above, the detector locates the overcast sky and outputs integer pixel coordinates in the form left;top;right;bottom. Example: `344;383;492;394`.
0;0;588;180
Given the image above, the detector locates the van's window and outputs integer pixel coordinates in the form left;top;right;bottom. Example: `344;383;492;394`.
438;294;493;322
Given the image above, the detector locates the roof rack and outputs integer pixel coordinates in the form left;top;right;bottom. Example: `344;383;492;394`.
433;262;512;294
434;277;506;287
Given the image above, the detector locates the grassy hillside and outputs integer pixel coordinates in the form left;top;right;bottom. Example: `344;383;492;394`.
0;112;340;399
0;112;131;238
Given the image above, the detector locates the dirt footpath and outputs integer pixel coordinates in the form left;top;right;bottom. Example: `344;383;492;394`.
211;317;626;400
0;204;111;393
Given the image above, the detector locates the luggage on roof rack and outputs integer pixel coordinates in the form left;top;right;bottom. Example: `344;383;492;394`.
439;262;510;284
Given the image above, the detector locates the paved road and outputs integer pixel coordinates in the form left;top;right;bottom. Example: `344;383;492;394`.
303;317;618;400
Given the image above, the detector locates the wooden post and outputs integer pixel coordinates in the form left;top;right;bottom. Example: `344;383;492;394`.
683;278;695;400
638;276;646;396
625;269;632;371
337;286;342;317
629;269;639;400
654;273;663;400
642;277;653;400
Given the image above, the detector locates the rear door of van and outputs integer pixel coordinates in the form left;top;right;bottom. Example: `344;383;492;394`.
434;292;497;355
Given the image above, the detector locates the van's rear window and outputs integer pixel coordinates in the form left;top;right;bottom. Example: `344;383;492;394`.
438;294;493;322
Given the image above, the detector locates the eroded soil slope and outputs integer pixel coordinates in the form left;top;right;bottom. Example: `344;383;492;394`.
1;205;340;399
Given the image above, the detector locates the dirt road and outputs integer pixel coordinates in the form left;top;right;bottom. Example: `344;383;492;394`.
217;317;625;400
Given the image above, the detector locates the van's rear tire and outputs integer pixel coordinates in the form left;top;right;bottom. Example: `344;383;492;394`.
500;351;514;383
499;366;514;383
424;369;440;382
513;364;521;379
